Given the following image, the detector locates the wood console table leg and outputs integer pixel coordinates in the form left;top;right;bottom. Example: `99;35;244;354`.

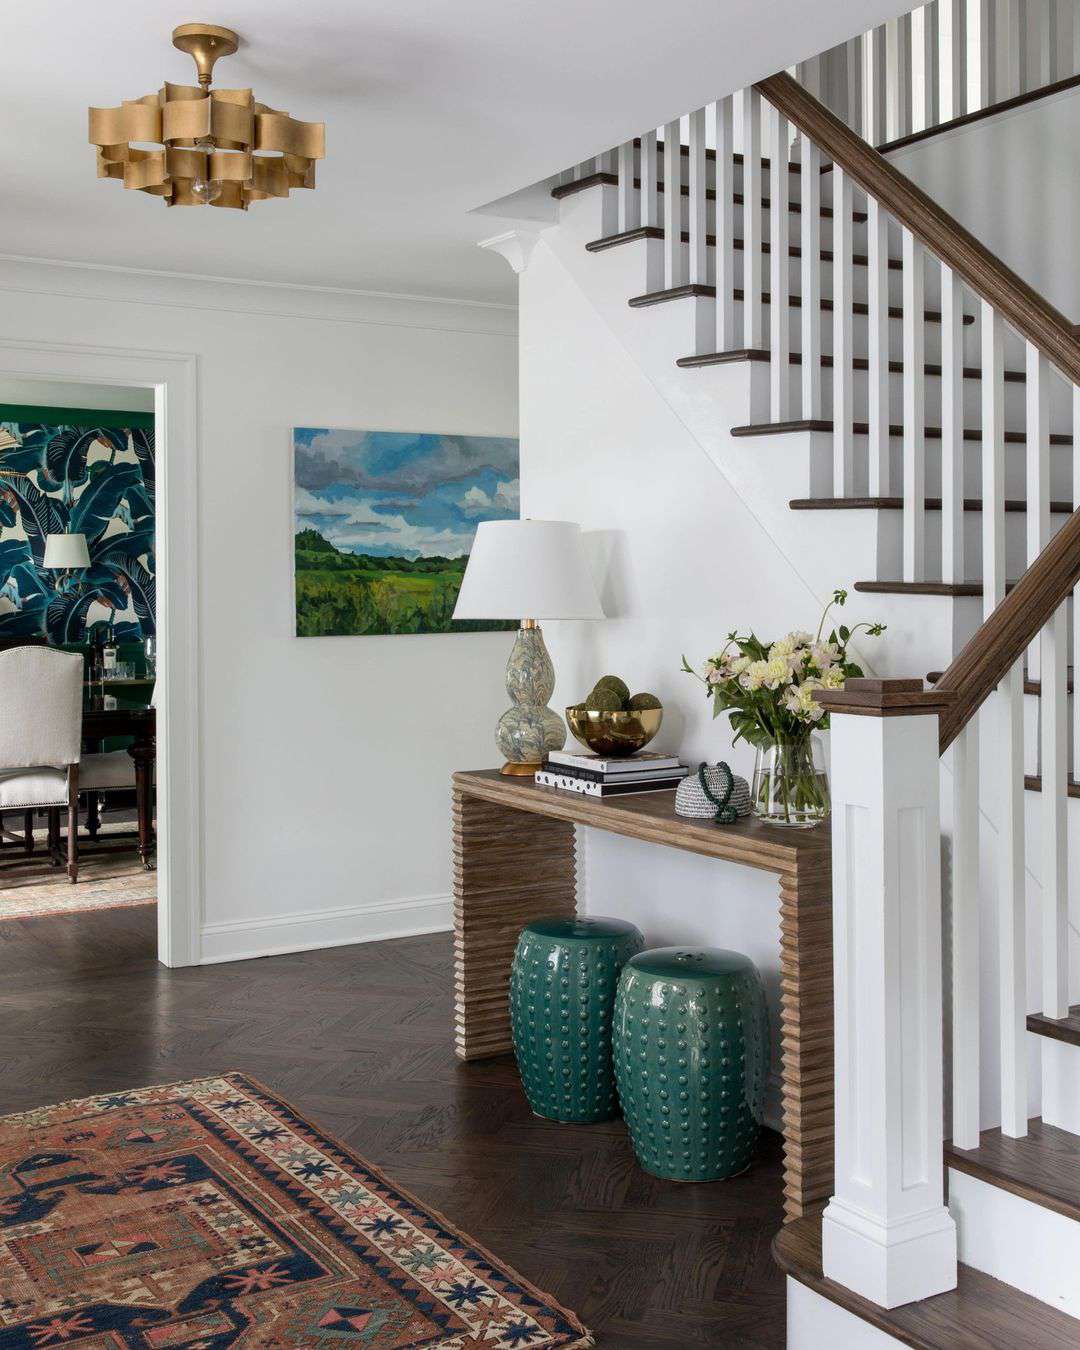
452;789;577;1060
129;732;156;870
778;855;835;1221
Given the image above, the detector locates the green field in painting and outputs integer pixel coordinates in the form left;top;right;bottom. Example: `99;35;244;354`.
294;529;514;637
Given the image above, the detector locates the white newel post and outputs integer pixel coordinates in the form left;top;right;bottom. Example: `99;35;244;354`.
817;678;958;1309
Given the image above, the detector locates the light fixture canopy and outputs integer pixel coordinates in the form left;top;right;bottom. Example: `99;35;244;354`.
88;22;326;210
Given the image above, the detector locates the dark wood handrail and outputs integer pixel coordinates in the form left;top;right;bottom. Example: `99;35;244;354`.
755;72;1080;386
934;511;1080;752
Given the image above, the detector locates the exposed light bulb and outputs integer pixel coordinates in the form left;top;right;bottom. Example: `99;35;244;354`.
192;147;222;204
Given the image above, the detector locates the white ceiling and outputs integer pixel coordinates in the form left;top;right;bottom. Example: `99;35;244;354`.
1;0;914;306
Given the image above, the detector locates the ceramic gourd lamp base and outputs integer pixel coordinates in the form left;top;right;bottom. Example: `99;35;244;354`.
614;947;769;1182
495;622;566;775
509;917;645;1123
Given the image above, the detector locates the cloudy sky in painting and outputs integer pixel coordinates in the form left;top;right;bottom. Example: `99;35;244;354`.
293;428;520;559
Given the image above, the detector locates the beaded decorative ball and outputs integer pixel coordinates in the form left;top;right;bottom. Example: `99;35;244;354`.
509;917;646;1123
613;947;769;1181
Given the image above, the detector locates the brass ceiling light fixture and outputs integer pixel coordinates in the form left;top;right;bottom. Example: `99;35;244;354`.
88;22;325;209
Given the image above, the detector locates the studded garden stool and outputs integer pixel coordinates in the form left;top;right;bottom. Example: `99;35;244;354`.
614;947;769;1182
509;916;645;1123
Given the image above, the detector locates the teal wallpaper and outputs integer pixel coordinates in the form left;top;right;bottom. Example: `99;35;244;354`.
0;404;155;644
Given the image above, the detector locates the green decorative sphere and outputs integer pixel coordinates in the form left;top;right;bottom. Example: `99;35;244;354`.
585;687;623;712
614;947;769;1181
627;692;663;711
510;917;645;1123
592;675;630;705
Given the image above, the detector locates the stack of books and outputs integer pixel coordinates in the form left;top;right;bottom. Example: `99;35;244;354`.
535;750;688;797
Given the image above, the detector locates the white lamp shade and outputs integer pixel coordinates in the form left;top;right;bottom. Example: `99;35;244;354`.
43;533;90;569
453;520;604;621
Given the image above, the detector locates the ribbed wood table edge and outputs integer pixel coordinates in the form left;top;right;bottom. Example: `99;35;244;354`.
451;770;834;1223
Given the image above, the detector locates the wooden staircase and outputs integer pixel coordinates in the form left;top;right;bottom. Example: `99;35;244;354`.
537;0;1080;1341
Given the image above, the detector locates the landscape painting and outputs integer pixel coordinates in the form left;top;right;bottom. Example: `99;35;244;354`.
293;426;520;637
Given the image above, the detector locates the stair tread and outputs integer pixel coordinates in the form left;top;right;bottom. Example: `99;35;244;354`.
947;1117;1080;1227
676;349;1027;381
629;287;971;325
731;419;1071;444
854;580;988;596
586;226;903;269
1028;1004;1080;1046
774;1210;1080;1349
790;497;1075;513
1023;774;1080;798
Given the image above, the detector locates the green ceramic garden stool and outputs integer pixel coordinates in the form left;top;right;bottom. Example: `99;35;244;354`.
509;916;645;1123
614;947;769;1182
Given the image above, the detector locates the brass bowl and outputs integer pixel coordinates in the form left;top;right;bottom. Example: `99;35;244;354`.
565;706;663;757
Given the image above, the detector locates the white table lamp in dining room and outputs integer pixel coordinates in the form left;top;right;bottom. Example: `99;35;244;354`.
453;519;603;775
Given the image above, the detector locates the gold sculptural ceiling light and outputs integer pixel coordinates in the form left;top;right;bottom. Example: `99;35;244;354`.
89;23;325;209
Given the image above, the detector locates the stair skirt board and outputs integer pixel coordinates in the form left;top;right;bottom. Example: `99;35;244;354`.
948;1167;1080;1320
787;1280;906;1349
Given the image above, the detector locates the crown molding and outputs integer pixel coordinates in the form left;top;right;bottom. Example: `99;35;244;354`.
0;253;518;339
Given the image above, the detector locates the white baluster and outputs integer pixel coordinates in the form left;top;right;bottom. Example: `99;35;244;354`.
941;266;965;583
714;98;735;351
663;120;683;289
1074;384;1080;779
940;0;968;118
687;108;707;288
822;683;957;1308
1027;344;1050;677
867;199;891;496
982;301;1028;1137
741;88;765;348
863;26;888;145
800;135;823;420
617;142;638;234
886;13;913;139
1040;592;1068;1020
969;0;996;111
998;0;1023;97
845;35;864;135
1029;0;1052;87
640;130;659;229
770;107;791;420
951;717;981;1149
912;2;939;132
903;230;926;580
833;168;854;493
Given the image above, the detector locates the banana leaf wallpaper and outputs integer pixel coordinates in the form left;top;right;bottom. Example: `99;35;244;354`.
0;404;155;644
293;426;519;637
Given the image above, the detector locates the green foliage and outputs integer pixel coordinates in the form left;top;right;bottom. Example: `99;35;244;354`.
294;531;514;637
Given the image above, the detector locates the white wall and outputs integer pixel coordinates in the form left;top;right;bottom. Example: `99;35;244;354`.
0;256;517;961
891;85;1080;320
518;224;857;1122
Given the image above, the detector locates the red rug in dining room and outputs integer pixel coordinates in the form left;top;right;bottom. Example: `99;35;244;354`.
0;1073;593;1349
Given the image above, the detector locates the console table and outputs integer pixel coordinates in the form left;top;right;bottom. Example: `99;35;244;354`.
452;768;833;1222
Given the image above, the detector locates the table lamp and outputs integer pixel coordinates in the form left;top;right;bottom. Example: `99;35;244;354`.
43;533;90;591
453;519;603;775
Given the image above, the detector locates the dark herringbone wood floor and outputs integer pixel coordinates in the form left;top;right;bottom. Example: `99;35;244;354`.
0;907;787;1347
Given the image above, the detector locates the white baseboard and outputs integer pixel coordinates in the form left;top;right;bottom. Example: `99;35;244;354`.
787;1278;905;1348
199;892;452;964
949;1166;1080;1320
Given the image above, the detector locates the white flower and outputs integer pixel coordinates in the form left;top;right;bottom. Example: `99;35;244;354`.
741;659;770;691
790;631;813;647
810;642;840;671
769;636;798;660
728;655;752;675
707;667;726;684
823;665;845;690
761;657;790;689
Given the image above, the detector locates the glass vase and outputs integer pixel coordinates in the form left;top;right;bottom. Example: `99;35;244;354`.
751;733;829;828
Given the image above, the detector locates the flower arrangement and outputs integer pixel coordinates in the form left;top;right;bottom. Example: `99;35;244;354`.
681;590;885;826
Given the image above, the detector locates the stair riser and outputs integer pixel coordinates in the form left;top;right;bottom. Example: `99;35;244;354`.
948;1167;1080;1320
786;1278;907;1347
799;429;1075;502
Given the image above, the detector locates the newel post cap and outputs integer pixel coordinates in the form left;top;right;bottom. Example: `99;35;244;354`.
814;677;957;718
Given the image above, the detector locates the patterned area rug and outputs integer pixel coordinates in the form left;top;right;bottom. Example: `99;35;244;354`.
0;826;155;920
0;1073;593;1348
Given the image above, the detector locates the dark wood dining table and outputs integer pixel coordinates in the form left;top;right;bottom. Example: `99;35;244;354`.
82;695;156;868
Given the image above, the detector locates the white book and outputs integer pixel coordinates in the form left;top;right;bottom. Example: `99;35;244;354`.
546;750;682;775
535;769;684;797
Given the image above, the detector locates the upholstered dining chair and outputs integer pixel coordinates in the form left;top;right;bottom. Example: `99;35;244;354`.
0;646;83;883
